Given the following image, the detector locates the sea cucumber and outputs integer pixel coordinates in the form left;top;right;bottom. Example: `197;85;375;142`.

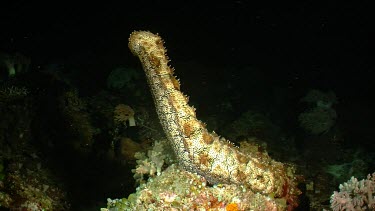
128;31;300;206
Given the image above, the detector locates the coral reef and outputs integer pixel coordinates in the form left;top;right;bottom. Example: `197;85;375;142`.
58;89;97;148
301;89;337;108
330;172;375;210
325;159;368;183
0;159;70;210
222;109;281;142
106;67;141;91
107;140;281;209
132;140;175;184
0;52;30;77
298;107;337;135
0;85;34;150
104;139;301;210
104;163;286;210
128;31;301;209
0;86;29;101
298;89;337;135
114;104;136;127
117;137;143;163
0;82;70;210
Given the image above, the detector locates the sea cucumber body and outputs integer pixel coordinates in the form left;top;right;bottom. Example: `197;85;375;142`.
128;31;299;201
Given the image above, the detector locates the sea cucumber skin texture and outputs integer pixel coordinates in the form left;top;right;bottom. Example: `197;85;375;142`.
128;31;299;201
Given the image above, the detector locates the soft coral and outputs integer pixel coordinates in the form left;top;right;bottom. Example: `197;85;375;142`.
330;173;375;210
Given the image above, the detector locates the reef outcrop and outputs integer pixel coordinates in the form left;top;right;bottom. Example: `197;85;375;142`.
128;31;300;209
